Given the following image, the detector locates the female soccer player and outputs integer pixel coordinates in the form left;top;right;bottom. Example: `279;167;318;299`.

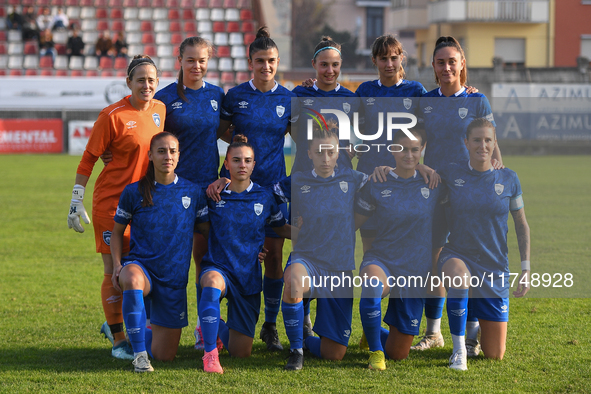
355;128;442;371
281;121;368;371
111;132;209;372
198;135;292;373
217;27;296;351
437;118;530;370
67;55;165;360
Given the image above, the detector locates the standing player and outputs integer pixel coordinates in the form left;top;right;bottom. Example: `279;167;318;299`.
280;121;368;370
153;36;225;349
355;128;441;371
67;55;165;360
198;135;292;373
437;118;530;370
111;132;209;372
217;27;296;351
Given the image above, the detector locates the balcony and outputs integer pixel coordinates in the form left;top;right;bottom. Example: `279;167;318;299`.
428;0;549;23
391;0;429;29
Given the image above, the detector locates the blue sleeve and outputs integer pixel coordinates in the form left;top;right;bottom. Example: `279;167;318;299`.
195;187;209;223
266;193;286;228
354;182;375;216
220;89;234;121
272;176;291;204
509;171;524;211
354;170;369;191
114;185;135;225
479;95;496;126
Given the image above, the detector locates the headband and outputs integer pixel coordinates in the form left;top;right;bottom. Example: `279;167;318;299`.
127;58;156;78
313;46;341;59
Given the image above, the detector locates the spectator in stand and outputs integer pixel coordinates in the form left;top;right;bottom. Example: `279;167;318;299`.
6;6;24;31
22;7;40;41
36;7;53;32
52;7;69;31
96;31;115;60
39;29;57;63
67;27;85;61
113;33;129;59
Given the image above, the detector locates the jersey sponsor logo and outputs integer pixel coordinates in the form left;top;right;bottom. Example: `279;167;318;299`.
495;183;504;195
126;120;137;129
106;295;121;304
182;196;191;209
367;310;380;319
343;102;351;114
202;316;217;323
303;99;314;106
423;106;433;113
454;179;465;187
103;230;111;246
421;187;430;199
411;319;419;327
285;319;299;327
366;97;375;106
276;105;285;117
239;101;248;108
254;203;263;216
301;185;311;194
450;308;466;317
210;100;218;111
216;200;226;208
501;304;508;313
381;189;392;198
339;181;348;193
152;113;161;127
343;329;351;338
458;107;468;119
403;98;412;110
172;101;183;109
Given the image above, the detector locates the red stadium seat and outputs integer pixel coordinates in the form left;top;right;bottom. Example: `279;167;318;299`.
37;0;51;4
240;9;252;20
65;0;78;5
56;70;69;76
25;69;38;76
0;44;6;55
152;0;165;6
207;71;219;80
112;20;124;31
221;71;234;84
24;41;38;55
194;0;208;7
22;0;35;6
168;9;180;19
166;0;179;6
227;21;240;33
114;57;128;69
99;57;113;69
213;21;225;33
94;0;108;6
51;0;66;5
183;21;197;34
241;21;254;33
97;20;109;31
243;32;255;45
116;70;127;77
55;44;67;55
109;0;123;6
71;70;83;76
235;71;250;83
96;8;108;18
110;9;123;19
171;33;183;45
80;0;93;6
41;69;54;76
179;0;192;7
0;70;5;76
9;69;22;76
169;21;181;32
100;69;114;77
86;70;99;77
162;71;174;78
210;0;222;7
143;45;157;57
217;46;230;57
141;33;155;44
140;21;153;32
0;32;5;42
182;9;194;20
237;0;251;8
39;56;54;68
223;0;236;7
137;0;150;6
123;0;136;6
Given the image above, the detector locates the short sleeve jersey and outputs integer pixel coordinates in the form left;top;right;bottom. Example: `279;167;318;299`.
154;81;225;187
201;182;285;295
220;80;296;186
76;96;166;218
114;176;208;289
439;161;523;273
421;88;495;171
291;83;360;173
355;79;427;175
290;167;368;271
355;171;442;278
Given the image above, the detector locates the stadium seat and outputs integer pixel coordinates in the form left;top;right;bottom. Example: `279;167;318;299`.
56;69;68;76
112;20;124;31
8;43;23;55
0;18;5;31
214;33;228;46
99;56;113;69
41;69;54;76
110;9;123;19
235;71;249;83
51;0;66;5
95;0;108;6
7;55;22;69
223;84;234;92
241;21;255;33
10;69;23;76
24;55;39;69
155;21;170;33
139;8;153;21
182;9;194;20
243;32;255;45
0;44;6;55
171;33;183;44
217;46;230;58
81;20;98;32
25;69;38;76
116;70;127;77
69;56;83;69
200;32;213;42
80;7;95;19
8;30;22;42
53;30;69;44
80;0;94;6
162;71;174;77
127;32;142;44
100;69;114;77
207;57;218;70
109;0;123;5
218;57;232;71
229;32;243;45
123;0;137;5
128;44;143;54
233;57;248;71
144;45;157;57
123;8;139;20
141;33;155;44
83;31;99;44
159;57;175;71
55;44;67;55
213;21;225;33
84;44;95;56
66;6;81;19
196;9;210;21
54;55;69;69
152;0;165;6
199;21;212;33
184;21;197;34
166;0;180;7
97;20;109;31
237;0;251;8
240;9;252;20
84;56;98;69
156;32;171;44
231;45;245;58
210;9;224;21
194;0;208;7
210;0;223;7
206;70;219;82
0;31;6;42
71;70;83;76
137;0;150;5
39;56;54;69
225;9;239;21
157;45;173;57
114;57;128;69
221;71;234;84
169;21;181;32
227;21;240;32
86;70;99;77
96;8;108;18
140;21;153;32
125;20;141;32
179;0;191;7
223;0;237;7
163;9;178;20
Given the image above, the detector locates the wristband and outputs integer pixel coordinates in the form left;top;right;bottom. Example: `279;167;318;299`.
521;260;530;271
72;184;85;200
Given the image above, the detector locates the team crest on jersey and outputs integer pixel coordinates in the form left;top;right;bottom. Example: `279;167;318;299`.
152;113;161;127
339;181;348;193
458;107;468;119
421;187;430;199
254;203;263;216
403;98;412;110
366;98;375;106
103;231;112;246
210;100;218;111
343;102;351;114
381;189;392;198
126;120;137;129
216;200;226;208
182;196;191;209
239;101;248;108
423;106;433;113
495;183;504;195
172;101;183;109
301;185;311;194
303;99;314;106
276;105;285;117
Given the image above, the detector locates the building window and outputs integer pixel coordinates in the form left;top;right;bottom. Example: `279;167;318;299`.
494;38;525;67
581;36;591;59
366;7;383;48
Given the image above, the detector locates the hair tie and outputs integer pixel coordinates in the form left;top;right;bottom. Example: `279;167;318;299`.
313;46;341;59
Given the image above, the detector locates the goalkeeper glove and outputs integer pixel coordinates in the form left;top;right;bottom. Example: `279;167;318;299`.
68;184;91;233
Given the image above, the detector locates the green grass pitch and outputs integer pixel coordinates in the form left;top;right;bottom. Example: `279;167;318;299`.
0;154;590;393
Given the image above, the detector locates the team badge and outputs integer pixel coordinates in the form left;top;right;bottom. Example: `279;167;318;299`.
495;183;504;195
152;113;161;127
103;231;112;246
210;100;218;111
276;105;285;117
458;107;468;119
403;98;412;110
303;99;314;106
182;196;191;209
343;102;351;114
421;187;430;199
254;203;263;216
339;181;348;193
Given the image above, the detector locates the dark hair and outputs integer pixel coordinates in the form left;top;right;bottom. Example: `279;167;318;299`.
466;118;495;139
371;34;405;81
307;119;339;147
312;36;342;61
248;26;278;59
432;36;467;86
392;127;425;146
127;55;158;80
176;36;214;102
138;132;178;207
225;134;254;157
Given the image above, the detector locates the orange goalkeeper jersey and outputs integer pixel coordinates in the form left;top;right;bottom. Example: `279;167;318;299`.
77;96;166;218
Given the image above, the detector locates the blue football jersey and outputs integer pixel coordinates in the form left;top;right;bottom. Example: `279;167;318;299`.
272;175;291;205
154;81;225;187
291;82;360;173
421;88;495;171
355;79;427;175
114;176;209;289
355;170;442;278
201;181;286;295
439;161;523;274
290;167;368;271
220;80;296;186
